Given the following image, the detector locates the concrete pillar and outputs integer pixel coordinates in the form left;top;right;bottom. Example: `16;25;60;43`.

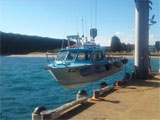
134;0;150;79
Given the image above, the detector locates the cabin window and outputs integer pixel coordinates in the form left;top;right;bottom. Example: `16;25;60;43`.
77;52;91;61
66;52;77;61
92;51;104;61
56;51;67;61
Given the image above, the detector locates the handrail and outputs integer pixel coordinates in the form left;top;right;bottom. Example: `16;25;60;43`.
45;52;57;65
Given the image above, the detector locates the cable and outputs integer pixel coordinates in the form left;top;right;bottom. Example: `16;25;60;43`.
91;0;93;28
95;0;97;28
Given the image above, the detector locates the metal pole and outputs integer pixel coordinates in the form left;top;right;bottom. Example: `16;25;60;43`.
134;0;150;79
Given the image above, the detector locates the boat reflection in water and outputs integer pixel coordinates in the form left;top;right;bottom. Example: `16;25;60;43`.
45;29;128;90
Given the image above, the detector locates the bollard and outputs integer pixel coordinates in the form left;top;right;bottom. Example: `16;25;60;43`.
76;90;88;100
100;82;107;89
114;80;125;89
114;80;122;86
93;89;100;99
32;106;47;120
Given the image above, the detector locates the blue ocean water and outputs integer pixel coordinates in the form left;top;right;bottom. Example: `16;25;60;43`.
0;57;159;120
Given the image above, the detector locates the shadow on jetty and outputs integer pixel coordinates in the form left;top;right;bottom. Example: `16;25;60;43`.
116;75;160;94
98;99;120;104
129;78;160;88
58;102;95;119
100;89;117;97
99;89;120;103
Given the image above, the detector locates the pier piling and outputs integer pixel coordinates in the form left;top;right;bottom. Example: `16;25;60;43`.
134;0;150;79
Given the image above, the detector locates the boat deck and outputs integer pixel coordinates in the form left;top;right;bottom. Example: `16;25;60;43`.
58;73;160;120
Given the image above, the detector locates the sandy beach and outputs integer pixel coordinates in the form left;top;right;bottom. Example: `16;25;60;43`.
106;54;160;58
4;52;47;57
3;52;160;59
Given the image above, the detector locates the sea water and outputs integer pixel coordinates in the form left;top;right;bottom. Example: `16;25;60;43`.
0;57;159;120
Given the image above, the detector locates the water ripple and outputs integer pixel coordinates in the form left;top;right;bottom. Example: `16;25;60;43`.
0;57;159;120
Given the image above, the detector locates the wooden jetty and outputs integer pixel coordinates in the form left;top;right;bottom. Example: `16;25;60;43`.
59;73;160;120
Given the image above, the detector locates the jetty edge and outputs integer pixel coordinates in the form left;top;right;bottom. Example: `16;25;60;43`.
32;72;160;120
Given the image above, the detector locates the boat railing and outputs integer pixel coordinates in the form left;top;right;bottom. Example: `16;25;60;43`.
45;52;57;65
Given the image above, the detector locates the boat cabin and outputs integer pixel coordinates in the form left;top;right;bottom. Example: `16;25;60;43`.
55;48;106;65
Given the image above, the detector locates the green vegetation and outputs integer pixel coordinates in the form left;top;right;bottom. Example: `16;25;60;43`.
1;32;75;55
110;35;134;53
107;52;159;56
108;35;159;56
155;41;160;51
107;52;133;55
110;35;121;52
47;48;61;53
150;52;160;56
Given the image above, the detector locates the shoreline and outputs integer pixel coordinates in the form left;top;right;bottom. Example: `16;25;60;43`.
106;54;160;58
1;52;47;57
2;53;159;58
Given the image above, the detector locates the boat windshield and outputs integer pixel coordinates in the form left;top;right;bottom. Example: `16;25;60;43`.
66;52;77;61
92;51;104;61
77;52;91;61
56;51;67;61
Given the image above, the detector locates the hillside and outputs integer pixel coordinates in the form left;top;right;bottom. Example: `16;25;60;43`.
0;32;75;55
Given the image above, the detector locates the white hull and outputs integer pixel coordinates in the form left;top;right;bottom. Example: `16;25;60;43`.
47;65;123;90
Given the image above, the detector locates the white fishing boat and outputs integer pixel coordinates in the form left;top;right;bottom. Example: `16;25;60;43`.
45;28;128;90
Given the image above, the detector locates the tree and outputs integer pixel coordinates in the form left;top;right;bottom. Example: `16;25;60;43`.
0;32;75;55
155;41;160;51
126;43;134;52
121;43;126;52
110;35;121;52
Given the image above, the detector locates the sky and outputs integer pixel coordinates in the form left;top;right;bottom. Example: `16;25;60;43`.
0;0;159;46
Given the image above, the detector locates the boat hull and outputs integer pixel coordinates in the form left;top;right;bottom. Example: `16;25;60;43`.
47;64;123;90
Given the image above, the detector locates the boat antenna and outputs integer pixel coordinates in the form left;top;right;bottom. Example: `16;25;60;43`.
61;38;64;49
82;18;84;41
62;21;67;49
85;20;88;42
61;33;66;49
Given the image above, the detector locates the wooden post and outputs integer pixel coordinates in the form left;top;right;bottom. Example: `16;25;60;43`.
92;86;114;100
32;113;41;120
40;97;88;120
76;90;88;100
93;89;100;99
